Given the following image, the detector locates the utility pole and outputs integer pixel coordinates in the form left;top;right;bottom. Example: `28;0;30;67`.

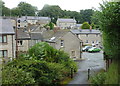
15;17;18;58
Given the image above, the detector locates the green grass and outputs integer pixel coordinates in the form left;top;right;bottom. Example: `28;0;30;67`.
89;61;119;85
105;62;119;84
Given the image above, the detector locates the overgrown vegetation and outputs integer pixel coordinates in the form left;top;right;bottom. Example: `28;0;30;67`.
90;1;120;85
2;42;77;85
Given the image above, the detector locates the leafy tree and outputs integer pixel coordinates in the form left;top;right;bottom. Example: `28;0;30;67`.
81;22;90;29
11;7;21;16
91;23;95;29
0;0;10;16
96;1;120;59
80;9;94;24
90;1;119;85
38;4;63;23
17;2;37;16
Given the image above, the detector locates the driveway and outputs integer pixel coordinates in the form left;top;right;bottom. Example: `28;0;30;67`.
67;51;105;85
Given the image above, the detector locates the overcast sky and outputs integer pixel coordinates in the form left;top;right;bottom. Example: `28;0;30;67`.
2;0;105;12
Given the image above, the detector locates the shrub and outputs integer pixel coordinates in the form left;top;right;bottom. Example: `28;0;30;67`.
2;66;35;84
90;72;106;86
81;22;90;29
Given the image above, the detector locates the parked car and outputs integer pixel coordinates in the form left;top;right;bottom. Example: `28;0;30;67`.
88;47;101;52
82;46;92;52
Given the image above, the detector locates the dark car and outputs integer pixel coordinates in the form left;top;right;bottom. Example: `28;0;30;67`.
82;46;92;52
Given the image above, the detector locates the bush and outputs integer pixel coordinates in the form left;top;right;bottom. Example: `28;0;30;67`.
2;66;35;84
81;22;90;29
90;72;106;86
2;58;70;85
2;42;78;85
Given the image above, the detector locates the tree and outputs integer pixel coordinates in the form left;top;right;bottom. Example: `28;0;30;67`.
96;1;120;59
80;9;94;24
91;23;95;29
90;1;120;85
0;0;10;16
17;2;37;16
81;22;90;29
11;7;21;16
38;5;63;23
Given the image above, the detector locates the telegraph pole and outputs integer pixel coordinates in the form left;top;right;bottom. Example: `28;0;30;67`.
15;17;18;58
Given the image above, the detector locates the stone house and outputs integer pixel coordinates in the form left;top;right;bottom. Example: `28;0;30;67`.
46;30;82;60
56;18;77;29
70;29;102;46
37;17;51;27
0;19;16;61
17;27;43;53
21;16;38;25
11;17;28;29
12;16;51;29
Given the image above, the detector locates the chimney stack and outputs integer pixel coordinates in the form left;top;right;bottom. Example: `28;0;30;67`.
90;26;92;32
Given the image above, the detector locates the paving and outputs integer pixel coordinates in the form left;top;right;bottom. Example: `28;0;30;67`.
67;51;105;85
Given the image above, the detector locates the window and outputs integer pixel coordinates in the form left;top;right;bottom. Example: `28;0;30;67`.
61;40;64;47
18;40;23;45
86;40;88;43
86;34;88;37
71;51;75;57
0;50;7;58
0;35;7;43
96;34;98;37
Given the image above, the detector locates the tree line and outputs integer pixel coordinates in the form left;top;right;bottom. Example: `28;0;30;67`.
1;0;95;24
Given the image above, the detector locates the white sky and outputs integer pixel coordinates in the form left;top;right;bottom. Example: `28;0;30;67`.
2;0;105;12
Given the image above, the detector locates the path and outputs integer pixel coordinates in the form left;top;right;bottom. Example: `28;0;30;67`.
67;51;105;85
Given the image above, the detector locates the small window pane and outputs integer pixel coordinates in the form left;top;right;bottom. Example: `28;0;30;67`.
71;51;75;56
3;36;7;42
0;36;2;42
4;51;7;57
20;40;23;45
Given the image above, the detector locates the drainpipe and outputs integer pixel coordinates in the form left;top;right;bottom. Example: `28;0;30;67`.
12;35;14;59
80;41;82;58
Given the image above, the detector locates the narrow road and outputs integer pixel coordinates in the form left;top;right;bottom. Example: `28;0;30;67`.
67;51;105;85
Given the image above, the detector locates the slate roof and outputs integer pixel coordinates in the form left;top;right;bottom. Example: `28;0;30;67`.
17;29;30;40
57;18;76;23
38;17;51;21
17;29;43;40
21;16;51;21
21;16;37;20
70;29;101;34
0;19;15;34
30;32;43;40
47;30;70;42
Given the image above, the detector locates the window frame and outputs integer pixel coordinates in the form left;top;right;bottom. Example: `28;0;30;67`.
0;50;8;58
71;50;75;57
0;35;7;43
86;34;88;37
